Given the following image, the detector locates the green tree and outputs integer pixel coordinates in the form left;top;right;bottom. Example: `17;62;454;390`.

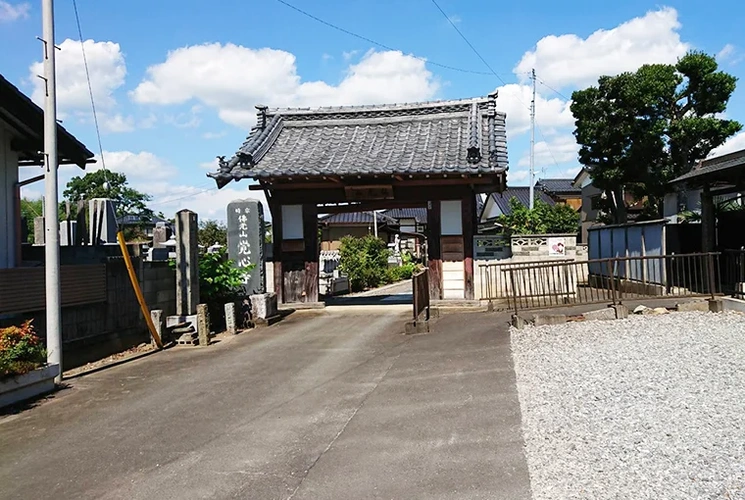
571;51;741;223
63;170;153;218
496;198;579;236
198;220;227;248
339;235;390;292
20;198;67;243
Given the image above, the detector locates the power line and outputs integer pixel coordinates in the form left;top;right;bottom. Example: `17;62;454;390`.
148;186;218;209
536;76;571;102
429;0;508;86
535;122;561;178
275;0;495;76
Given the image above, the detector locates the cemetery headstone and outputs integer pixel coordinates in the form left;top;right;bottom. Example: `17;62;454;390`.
88;198;118;244
152;221;168;248
227;199;265;296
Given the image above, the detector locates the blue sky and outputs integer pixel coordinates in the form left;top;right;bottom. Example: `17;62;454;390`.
1;0;744;220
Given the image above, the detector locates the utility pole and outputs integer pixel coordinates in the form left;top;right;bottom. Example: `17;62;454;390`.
529;68;536;210
42;0;62;383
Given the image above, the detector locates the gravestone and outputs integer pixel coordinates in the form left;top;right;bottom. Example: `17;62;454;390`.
33;217;44;245
60;220;77;246
152;222;168;248
88;198;118;244
227;199;265;296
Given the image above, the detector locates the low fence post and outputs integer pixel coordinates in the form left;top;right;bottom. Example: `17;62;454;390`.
707;252;717;299
606;260;617;306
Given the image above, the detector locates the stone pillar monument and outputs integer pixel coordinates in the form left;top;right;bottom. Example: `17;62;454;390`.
175;209;199;316
227;199;265;295
88;198;118;244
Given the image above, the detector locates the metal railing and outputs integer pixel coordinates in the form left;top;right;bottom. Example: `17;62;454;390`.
412;269;430;324
492;253;721;313
722;249;745;299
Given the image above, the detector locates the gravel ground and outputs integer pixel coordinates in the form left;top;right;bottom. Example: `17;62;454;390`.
511;311;745;500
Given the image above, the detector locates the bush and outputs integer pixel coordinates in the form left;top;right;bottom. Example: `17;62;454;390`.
339;235;390;292
496;197;579;236
386;262;419;283
170;249;252;330
0;320;47;378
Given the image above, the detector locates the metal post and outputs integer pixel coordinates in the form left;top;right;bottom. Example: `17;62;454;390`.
529;68;536;209
606;259;617;306
42;0;62;383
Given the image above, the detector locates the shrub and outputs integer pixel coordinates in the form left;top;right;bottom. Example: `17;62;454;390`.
339;235;390;292
170;249;253;330
386;262;419;283
496;197;579;236
0;320;47;378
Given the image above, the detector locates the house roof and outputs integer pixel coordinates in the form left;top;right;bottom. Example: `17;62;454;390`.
116;214;171;226
488;187;555;217
208;95;509;186
319;211;398;226
0;74;94;169
670;148;745;186
383;208;428;224
536;178;581;195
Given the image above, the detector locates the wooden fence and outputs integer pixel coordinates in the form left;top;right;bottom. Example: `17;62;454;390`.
412;269;430;324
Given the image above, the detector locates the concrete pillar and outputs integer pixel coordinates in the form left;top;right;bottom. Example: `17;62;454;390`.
150;309;165;345
175;209;199;316
33;216;45;245
197;303;210;346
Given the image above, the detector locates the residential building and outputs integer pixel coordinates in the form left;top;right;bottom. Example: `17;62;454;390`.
319;211;399;251
479;186;555;231
535;178;582;209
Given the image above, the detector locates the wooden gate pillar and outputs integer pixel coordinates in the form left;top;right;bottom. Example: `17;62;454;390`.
462;194;476;300
427;201;443;300
302;203;319;303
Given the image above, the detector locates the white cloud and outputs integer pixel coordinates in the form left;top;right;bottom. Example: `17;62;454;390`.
93;150;177;182
514;7;689;89
517;134;579;167
30;39;126;116
342;50;359;62
101;113;135;133
199;158;219;170
148;184;268;222
710;132;745;157
131;45;439;129
138;113;157;129
0;1;29;22
717;44;736;61
495;84;574;136
202;131;227;140
507;170;530;183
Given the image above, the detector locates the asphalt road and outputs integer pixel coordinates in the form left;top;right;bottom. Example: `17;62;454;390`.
0;309;530;500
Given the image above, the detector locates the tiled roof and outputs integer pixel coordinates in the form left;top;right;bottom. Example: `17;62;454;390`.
489;187;555;217
536;178;581;195
319;211;398;226
383;208;428;224
671;148;745;185
209;95;509;186
0;74;94;169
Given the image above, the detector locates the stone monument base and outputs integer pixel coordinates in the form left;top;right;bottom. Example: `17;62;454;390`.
167;314;199;345
250;292;280;327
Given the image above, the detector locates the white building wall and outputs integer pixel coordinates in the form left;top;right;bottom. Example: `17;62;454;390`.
0;125;19;268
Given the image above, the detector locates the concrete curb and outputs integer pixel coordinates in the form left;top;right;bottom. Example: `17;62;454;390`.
511;299;729;329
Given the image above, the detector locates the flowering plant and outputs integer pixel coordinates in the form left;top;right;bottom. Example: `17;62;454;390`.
0;320;47;378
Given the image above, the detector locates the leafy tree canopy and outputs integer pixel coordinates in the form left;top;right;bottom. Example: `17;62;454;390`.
63;170;153;218
496;198;579;236
198;220;227;248
571;51;742;223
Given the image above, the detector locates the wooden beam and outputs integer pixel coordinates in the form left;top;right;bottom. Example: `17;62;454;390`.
318;200;427;214
302;204;319;303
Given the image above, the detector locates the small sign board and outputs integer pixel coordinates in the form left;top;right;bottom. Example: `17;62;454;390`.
548;236;566;256
474;235;510;260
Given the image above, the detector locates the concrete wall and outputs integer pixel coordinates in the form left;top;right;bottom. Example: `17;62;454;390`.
0;122;19;269
0;252;175;369
475;234;586;301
